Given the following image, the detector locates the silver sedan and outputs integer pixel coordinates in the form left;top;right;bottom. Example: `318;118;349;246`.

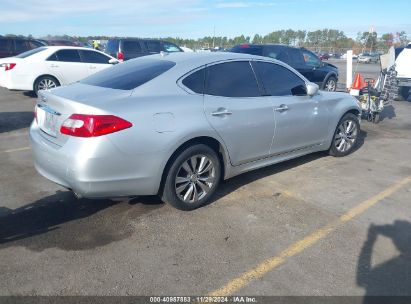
30;52;361;210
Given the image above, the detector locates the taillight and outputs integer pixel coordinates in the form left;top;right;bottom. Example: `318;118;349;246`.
60;114;132;137
4;63;16;71
117;52;124;61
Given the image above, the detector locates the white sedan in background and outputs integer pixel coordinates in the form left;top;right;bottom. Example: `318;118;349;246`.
0;46;118;95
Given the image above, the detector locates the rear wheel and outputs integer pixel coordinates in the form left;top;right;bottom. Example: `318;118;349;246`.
329;113;360;157
324;76;337;92
161;144;221;211
34;76;60;96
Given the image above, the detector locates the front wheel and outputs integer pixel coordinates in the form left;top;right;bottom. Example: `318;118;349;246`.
324;76;337;92
329;113;360;157
160;144;221;211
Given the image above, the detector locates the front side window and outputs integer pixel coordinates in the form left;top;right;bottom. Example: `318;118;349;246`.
48;49;82;62
163;42;181;53
252;61;306;96
302;50;321;67
205;61;260;97
80;50;111;64
81;59;175;90
145;41;161;53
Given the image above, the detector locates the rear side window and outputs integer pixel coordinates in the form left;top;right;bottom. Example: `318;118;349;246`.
205;61;260;97
80;50;110;64
252;61;306;96
230;45;263;56
81;59;176;90
15;47;47;58
48;49;82;62
123;41;142;53
288;48;304;65
145;41;161;53
182;68;205;94
0;39;12;51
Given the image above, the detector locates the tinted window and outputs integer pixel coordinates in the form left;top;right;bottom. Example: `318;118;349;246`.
145;41;161;53
29;40;44;48
106;40;119;54
265;48;290;63
205;61;260;97
252;61;306;96
15;47;47;58
51;49;82;62
163;42;181;52
123;41;142;52
81;59;175;90
182;68;205;94
230;45;263;56
302;50;321;67
14;40;29;53
288;48;304;64
80;50;110;64
0;39;12;51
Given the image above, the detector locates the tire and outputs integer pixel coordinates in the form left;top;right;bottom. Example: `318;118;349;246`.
33;76;60;96
399;86;410;101
160;144;221;211
324;76;337;92
329;113;360;157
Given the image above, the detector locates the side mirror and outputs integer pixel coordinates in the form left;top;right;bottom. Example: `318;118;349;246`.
109;58;119;64
306;82;319;96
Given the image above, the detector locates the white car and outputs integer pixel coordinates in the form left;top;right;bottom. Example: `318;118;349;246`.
0;46;118;95
395;46;411;100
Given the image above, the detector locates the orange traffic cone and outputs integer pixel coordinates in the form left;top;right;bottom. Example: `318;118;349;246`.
350;73;365;96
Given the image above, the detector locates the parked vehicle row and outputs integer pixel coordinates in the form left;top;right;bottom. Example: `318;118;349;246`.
230;44;339;91
30;52;361;210
0;46;118;95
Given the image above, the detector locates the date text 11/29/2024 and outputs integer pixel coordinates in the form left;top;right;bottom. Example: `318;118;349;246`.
149;296;257;303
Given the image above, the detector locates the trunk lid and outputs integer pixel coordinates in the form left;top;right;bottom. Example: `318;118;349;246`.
36;83;131;146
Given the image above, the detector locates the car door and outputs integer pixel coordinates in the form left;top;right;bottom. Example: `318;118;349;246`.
45;49;89;85
79;50;113;75
122;40;146;60
251;61;329;155
203;60;275;166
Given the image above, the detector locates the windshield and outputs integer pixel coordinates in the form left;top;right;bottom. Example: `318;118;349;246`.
15;47;47;58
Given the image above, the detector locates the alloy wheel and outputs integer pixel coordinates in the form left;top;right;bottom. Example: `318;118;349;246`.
175;154;216;204
334;119;358;153
325;79;336;91
37;78;57;91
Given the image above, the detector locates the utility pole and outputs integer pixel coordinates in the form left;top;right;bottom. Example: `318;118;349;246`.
212;25;215;49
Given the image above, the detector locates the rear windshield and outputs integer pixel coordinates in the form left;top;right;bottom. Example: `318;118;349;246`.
15;47;47;58
106;40;119;54
230;45;263;56
80;59;176;90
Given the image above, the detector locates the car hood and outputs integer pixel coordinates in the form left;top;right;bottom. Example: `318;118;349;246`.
323;62;338;69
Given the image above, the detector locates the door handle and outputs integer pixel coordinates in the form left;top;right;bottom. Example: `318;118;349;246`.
211;108;232;116
89;66;97;69
274;104;289;112
50;64;59;68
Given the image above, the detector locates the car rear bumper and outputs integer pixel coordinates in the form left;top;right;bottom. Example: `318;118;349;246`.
29;122;164;198
0;72;33;91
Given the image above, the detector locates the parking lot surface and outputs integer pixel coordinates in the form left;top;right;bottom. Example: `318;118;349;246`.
1;69;410;296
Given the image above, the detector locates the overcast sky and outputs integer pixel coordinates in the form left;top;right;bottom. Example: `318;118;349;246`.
0;0;410;39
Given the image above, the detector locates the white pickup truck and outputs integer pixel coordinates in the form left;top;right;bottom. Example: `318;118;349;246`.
396;45;411;100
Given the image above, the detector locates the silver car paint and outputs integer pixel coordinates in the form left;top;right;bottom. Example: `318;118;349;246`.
30;52;360;198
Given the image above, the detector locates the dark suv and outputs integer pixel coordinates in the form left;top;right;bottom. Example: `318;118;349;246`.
105;38;182;61
0;37;45;58
230;44;339;91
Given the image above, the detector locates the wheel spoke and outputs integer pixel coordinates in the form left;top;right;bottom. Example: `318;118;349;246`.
190;156;198;172
196;180;210;194
176;182;190;195
182;161;193;175
198;156;207;173
183;183;194;201
198;161;212;175
176;176;189;184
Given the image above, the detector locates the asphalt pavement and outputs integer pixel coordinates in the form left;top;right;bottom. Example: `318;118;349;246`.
0;81;410;297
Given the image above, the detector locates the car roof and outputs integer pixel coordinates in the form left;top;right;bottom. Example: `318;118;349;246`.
42;46;101;51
